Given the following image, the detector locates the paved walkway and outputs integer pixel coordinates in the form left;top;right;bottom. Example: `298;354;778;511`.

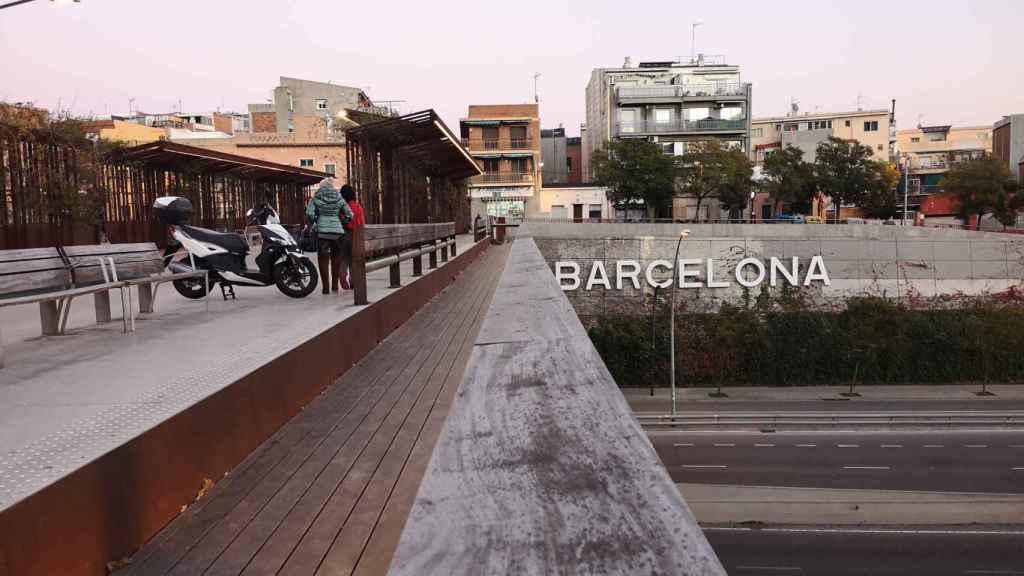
0;235;478;506
120;243;509;576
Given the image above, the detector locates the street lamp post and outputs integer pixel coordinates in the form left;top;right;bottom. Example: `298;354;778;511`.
1;0;79;9
902;153;911;225
749;189;756;223
669;229;690;417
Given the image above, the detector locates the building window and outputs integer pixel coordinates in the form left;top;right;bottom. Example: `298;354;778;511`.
864;121;879;132
588;204;602;219
877;144;883;151
977;133;990;140
324;163;336;176
811;120;832;130
299;158;314;168
911;137;920;143
660;142;674;155
315;99;328;111
654;108;672;124
751;127;763;138
844;120;851;127
288;121;294;133
482;158;500;173
509;157;528;173
783;122;798;132
566;157;572;170
908;179;921;194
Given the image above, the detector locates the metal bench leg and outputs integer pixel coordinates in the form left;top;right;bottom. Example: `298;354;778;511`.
58;297;73;334
39;301;59;336
138;283;154;314
94;291;112;323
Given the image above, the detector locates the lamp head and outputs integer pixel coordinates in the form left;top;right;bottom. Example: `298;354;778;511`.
680;229;691;238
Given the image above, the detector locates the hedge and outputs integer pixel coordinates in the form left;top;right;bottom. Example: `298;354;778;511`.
588;293;1024;387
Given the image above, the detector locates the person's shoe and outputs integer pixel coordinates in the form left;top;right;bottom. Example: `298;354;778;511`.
322;287;330;295
340;277;351;290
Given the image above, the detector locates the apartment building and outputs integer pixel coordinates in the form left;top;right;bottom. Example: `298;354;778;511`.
751;108;894;164
582;55;753;220
459;104;542;221
750;107;895;220
895;125;992;221
541;127;584;186
993;114;1024;180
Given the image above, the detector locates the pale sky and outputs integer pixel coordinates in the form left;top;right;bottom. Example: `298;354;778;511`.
1;0;1020;136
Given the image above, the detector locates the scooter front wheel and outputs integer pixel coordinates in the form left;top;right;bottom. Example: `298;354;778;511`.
173;276;215;299
273;258;318;298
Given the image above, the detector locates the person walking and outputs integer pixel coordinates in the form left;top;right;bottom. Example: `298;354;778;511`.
306;179;354;294
339;184;365;290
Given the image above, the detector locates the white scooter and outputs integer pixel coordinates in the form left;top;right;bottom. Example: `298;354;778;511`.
154;196;318;299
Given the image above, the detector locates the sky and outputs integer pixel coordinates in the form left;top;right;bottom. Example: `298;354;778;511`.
1;0;1020;136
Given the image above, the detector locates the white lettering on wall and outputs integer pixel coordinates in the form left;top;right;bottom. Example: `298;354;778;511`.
555;261;580;291
770;256;800;286
646;260;673;289
616;260;641;290
706;259;730;289
586;261;612;290
804;255;832;286
678;258;703;288
735;257;766;288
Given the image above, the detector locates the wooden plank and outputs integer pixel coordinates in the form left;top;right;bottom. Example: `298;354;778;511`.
61;243;158;257
281;249;504;576
0;248;62;263
341;246;509;576
387;238;725;576
193;256;496;576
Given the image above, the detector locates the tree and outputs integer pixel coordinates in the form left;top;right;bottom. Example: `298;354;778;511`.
591;139;676;218
942;155;1019;230
676;140;754;221
815;137;881;222
860;161;901;220
761;145;817;216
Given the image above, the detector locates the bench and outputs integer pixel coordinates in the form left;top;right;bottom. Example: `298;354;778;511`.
350;223;457;305
0;247;126;368
0;243;208;368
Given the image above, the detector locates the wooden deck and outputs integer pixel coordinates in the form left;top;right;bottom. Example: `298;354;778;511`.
122;243;510;576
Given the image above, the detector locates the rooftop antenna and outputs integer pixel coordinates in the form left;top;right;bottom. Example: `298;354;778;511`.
128;97;135;115
691;20;703;63
856;93;863;111
533;72;542;103
917;113;925;128
790;98;799;116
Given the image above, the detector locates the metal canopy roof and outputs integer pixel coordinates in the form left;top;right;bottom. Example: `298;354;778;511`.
112;141;328;185
347;109;481;179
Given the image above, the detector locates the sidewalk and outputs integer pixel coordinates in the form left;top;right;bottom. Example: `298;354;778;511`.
626;385;1024;413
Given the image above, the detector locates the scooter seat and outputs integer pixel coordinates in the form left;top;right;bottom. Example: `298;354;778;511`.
181;225;249;254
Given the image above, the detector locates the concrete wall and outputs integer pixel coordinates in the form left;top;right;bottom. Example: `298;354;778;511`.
522;222;1024;320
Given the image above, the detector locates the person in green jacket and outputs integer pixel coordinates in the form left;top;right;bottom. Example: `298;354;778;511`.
306;179;354;294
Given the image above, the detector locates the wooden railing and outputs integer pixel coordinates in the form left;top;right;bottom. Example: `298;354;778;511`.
350;222;457;305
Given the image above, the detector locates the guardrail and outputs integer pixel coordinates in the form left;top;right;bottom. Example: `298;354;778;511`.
351;222;460;305
636;411;1024;430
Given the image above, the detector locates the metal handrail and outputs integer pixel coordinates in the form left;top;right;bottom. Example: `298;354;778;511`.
365;238;456;273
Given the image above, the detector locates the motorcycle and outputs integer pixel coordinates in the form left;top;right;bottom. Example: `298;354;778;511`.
154;196;319;299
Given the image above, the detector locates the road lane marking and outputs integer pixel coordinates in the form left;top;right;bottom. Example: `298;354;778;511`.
755;443;776;447
964;444;988;448
924;444;944;448
1013;467;1024;471
881;444;904;448
681;464;727;469
795;444;817;447
837;444;860;448
703;527;1024;536
673;443;694;447
842;466;891;470
1010;445;1024;448
714;443;736;447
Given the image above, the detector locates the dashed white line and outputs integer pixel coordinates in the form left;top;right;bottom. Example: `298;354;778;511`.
673;443;694;447
837;444;860;448
965;444;988;448
755;443;776;447
1009;445;1024;449
714;443;736;447
796;443;817;447
881;444;904;448
924;444;945;448
842;466;891;471
1013;467;1024;471
681;464;727;469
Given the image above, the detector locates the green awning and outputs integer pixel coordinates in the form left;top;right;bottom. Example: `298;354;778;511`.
471;153;501;159
463;120;500;126
501;151;533;158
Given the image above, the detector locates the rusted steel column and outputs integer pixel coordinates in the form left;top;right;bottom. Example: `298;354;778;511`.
352;226;368;305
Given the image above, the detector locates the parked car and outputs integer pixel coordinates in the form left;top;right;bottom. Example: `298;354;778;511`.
774;213;806;224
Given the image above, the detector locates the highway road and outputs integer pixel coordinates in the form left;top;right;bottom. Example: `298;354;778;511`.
651;430;1024;493
705;525;1024;576
630;398;1024;413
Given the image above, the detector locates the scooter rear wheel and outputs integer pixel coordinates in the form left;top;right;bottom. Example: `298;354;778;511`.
274;258;318;298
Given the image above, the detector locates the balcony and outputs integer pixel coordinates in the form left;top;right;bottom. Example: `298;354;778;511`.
616;83;747;103
468;172;535;186
461;138;533;152
615;118;747;135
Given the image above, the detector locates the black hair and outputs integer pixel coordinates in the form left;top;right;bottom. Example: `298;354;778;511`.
340;184;356;202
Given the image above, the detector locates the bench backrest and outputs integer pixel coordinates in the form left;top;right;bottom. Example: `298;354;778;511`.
62;243;164;286
0;248;70;298
365;222;456;252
